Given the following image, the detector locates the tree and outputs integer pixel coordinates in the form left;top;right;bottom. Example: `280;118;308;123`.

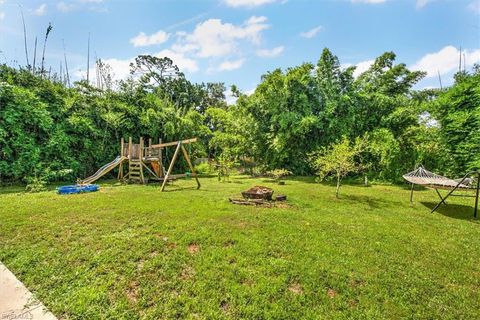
310;136;360;198
433;67;480;174
130;55;180;86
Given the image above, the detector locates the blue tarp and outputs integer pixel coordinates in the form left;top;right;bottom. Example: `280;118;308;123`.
57;184;99;195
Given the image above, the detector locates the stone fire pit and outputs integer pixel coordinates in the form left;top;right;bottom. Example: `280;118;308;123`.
230;185;286;206
241;186;274;200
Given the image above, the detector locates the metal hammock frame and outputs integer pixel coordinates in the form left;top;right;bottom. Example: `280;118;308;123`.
403;166;480;218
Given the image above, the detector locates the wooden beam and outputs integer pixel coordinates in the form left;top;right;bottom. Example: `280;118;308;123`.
142;162;160;179
118;137;124;180
151;138;197;149
128;137;132;159
140;137;145;184
181;144;200;189
159;138;163;177
160;142;182;192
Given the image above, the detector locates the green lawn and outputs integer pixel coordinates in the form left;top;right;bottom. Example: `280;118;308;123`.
0;176;479;319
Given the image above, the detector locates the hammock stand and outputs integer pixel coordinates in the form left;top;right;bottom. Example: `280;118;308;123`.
403;166;480;218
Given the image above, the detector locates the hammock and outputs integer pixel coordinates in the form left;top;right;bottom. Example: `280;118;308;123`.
403;166;480;218
403;166;472;190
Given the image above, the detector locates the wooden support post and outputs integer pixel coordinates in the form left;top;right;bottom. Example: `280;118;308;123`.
128;137;132;159
181;144;201;189
474;172;479;219
148;138;152;158
118;138;124;180
159;138;163;177
161;142;182;192
128;137;132;180
139;137;145;184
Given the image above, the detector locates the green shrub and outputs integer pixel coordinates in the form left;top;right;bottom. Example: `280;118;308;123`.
194;162;215;175
25;176;47;193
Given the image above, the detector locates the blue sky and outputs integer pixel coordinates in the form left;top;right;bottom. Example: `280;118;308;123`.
0;0;479;95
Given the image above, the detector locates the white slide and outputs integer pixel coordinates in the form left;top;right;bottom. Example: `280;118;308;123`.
79;156;127;184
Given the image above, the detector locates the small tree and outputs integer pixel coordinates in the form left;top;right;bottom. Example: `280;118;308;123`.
311;136;359;198
267;168;292;184
217;153;237;182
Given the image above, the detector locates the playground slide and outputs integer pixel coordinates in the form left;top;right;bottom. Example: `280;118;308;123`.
79;156;127;185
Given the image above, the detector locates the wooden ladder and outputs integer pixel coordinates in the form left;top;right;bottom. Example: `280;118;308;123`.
129;160;144;184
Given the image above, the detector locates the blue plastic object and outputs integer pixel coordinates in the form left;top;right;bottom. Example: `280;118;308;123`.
57;184;99;195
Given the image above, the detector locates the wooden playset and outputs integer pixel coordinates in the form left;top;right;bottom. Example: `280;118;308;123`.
79;137;200;191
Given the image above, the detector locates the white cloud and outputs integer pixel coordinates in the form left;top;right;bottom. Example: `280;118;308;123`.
174;16;269;58
74;46;200;83
0;12;4;20
218;58;245;71
300;26;323;39
57;0;105;13
130;30;170;47
351;0;386;3
468;0;480;14
75;49;198;83
33;3;47;16
223;0;279;8
57;1;75;12
353;59;375;77
156;49;198;73
343;59;375;77
411;45;480;78
256;46;284;58
415;0;435;9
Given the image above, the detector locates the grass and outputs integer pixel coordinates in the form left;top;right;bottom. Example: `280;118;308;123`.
0;176;479;319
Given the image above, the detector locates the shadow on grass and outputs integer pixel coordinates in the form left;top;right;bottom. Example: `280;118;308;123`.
341;194;399;209
420;201;479;222
161;186;201;192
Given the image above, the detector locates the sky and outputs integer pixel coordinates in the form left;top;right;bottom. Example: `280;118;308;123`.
0;0;479;96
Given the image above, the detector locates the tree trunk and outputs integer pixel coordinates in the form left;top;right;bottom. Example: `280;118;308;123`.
336;173;340;198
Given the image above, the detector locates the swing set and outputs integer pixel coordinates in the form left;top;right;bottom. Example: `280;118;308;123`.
80;137;200;192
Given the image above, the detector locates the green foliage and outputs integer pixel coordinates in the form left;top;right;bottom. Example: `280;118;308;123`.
310;136;361;197
433;67;480;174
25;175;47;193
194;162;214;175
0;51;477;185
266;168;292;182
217;153;237;182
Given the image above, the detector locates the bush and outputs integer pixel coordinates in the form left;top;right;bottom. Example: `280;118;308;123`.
194;162;215;175
25;176;47;193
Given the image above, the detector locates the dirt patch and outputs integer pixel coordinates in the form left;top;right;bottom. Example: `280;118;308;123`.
220;300;230;314
137;259;145;270
349;278;364;288
327;288;337;298
288;283;303;295
126;281;139;303
149;251;158;258
180;266;195;280
242;278;254;287
223;239;236;247
275;202;292;209
187;243;200;254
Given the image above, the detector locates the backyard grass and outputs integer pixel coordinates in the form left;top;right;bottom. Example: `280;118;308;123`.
0;176;479;319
